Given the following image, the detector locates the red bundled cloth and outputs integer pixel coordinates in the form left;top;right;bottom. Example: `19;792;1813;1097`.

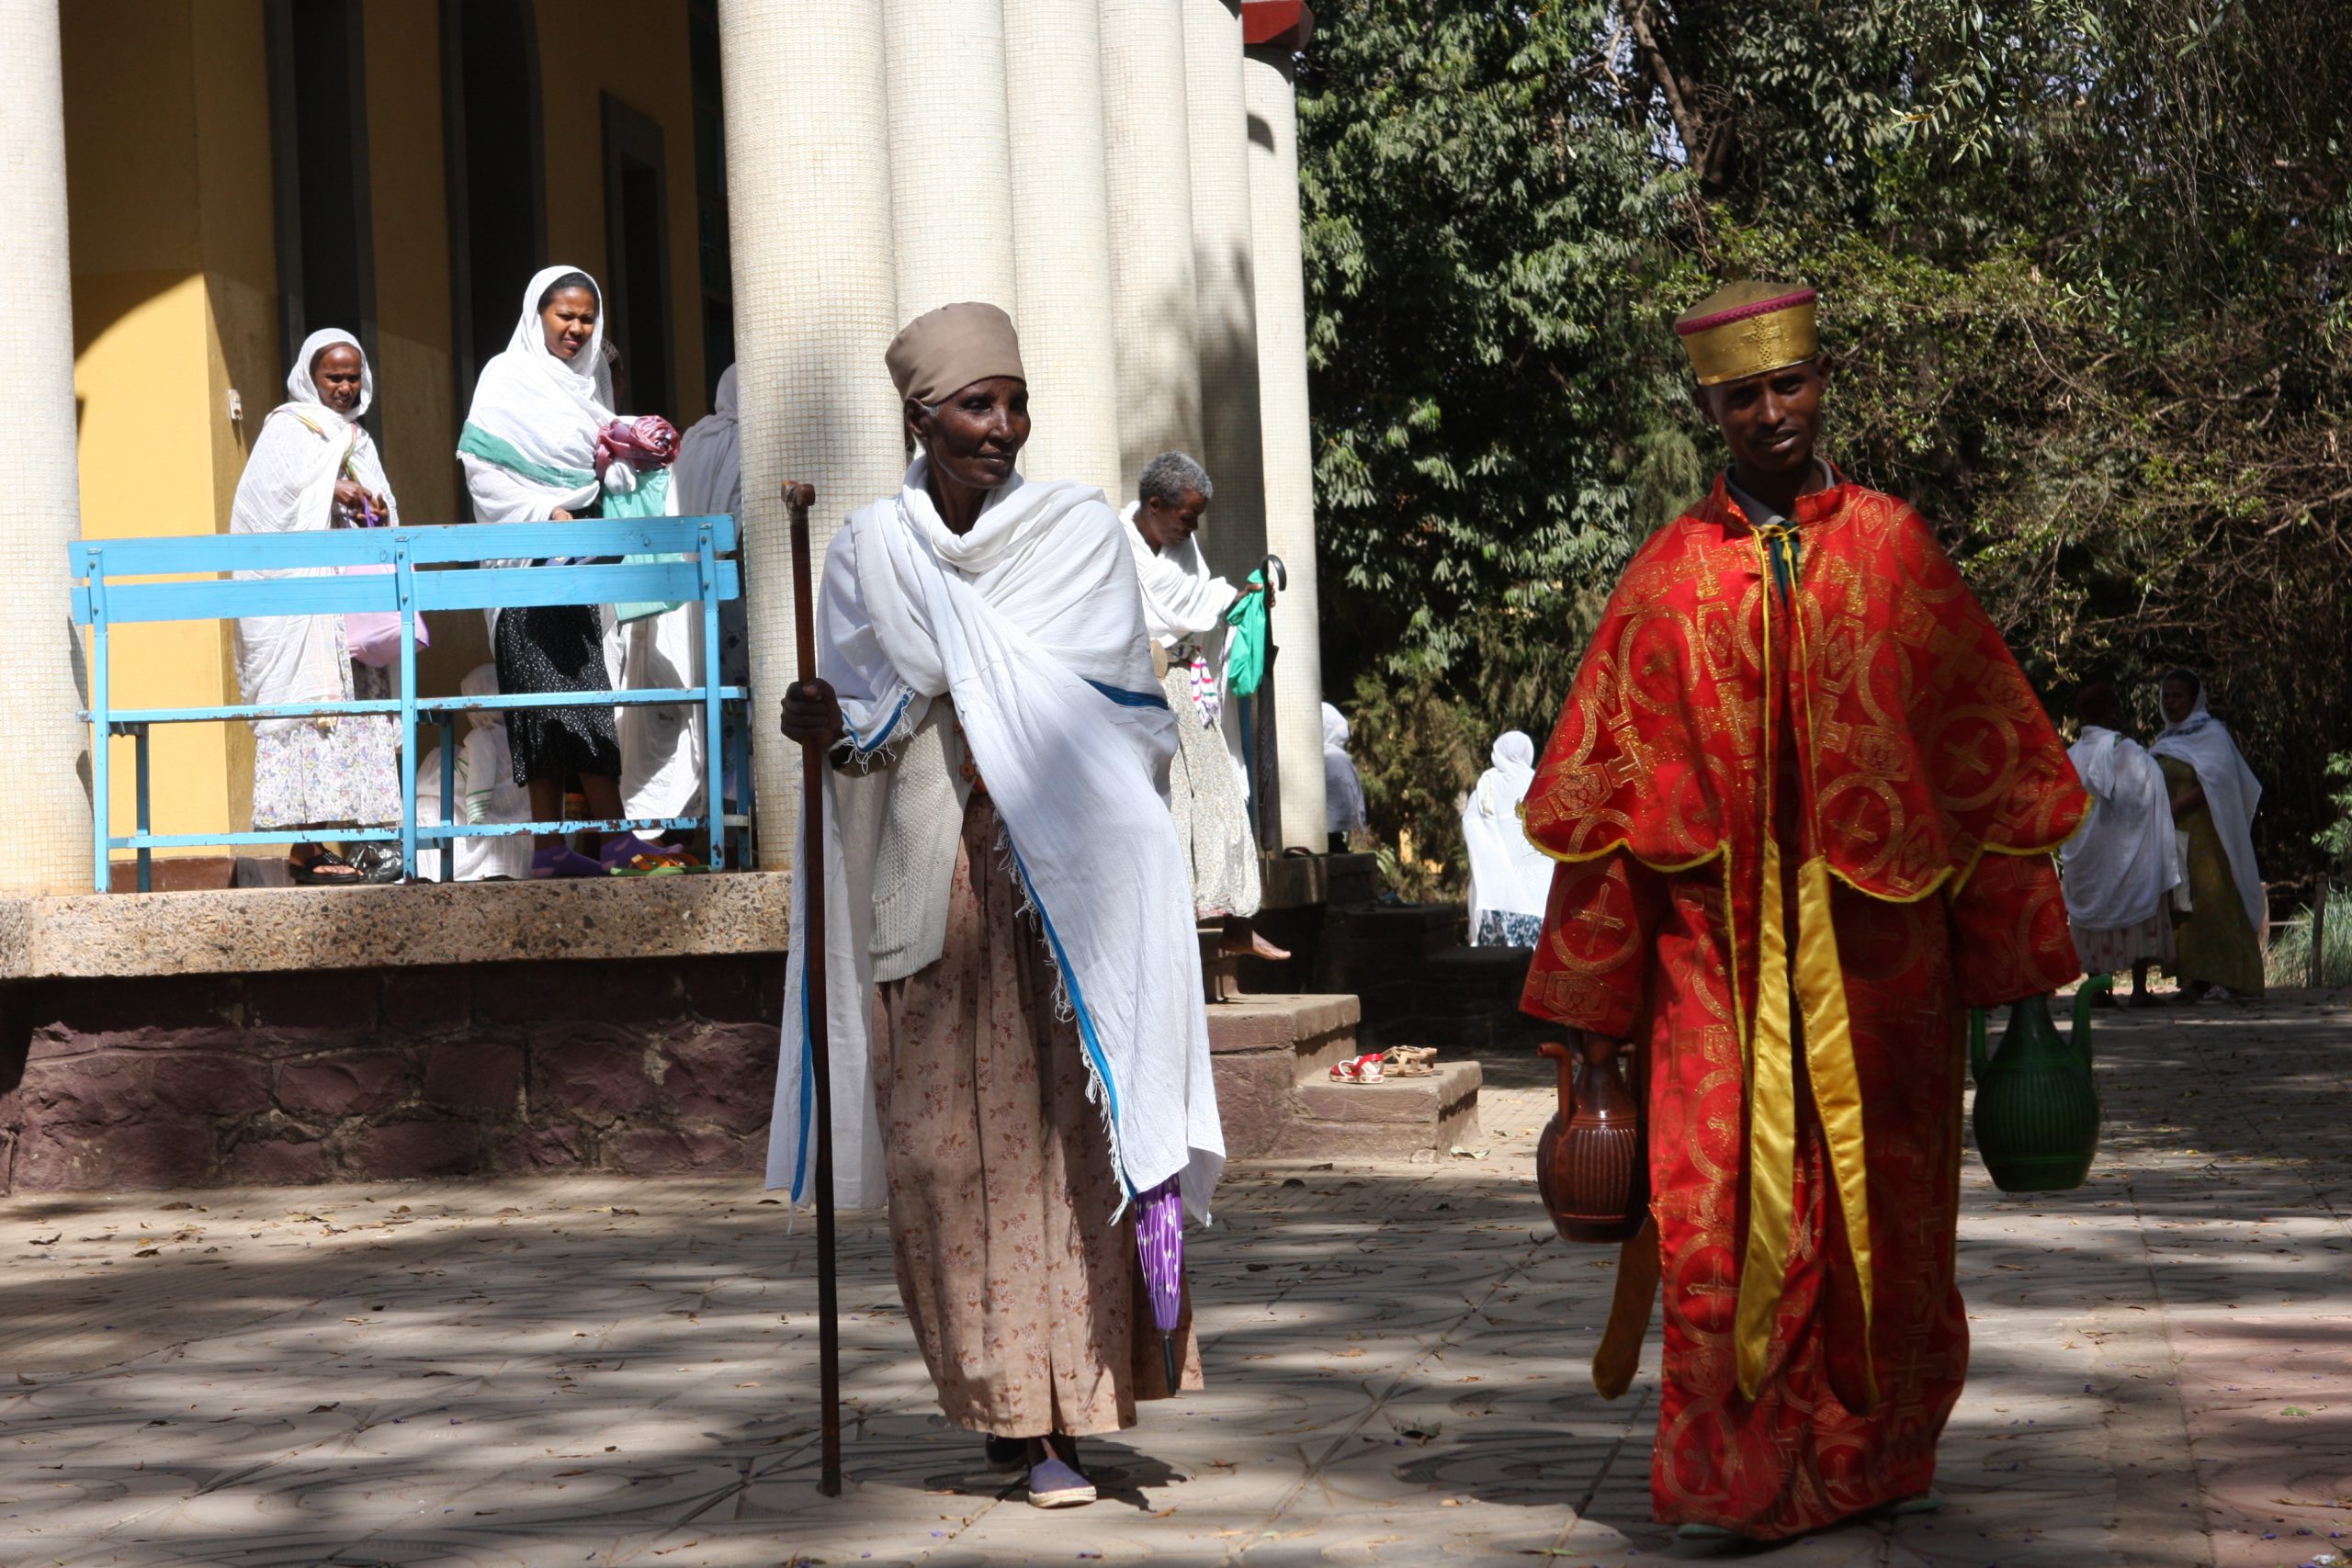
595;415;679;473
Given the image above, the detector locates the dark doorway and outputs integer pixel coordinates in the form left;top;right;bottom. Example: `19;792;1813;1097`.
263;0;378;430
442;0;548;415
602;96;674;421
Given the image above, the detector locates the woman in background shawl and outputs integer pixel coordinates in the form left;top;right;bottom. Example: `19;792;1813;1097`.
2153;668;2266;999
457;265;672;877
1323;702;1368;851
1461;730;1550;947
773;303;1217;1511
230;328;403;886
2061;682;2179;1005
676;363;748;713
675;364;749;810
1124;450;1283;960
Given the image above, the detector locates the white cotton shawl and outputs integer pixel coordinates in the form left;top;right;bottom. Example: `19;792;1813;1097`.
674;364;741;519
230;328;397;736
458;265;613;635
1464;730;1551;928
2061;727;2182;931
2151;682;2267;940
767;459;1225;1224
1121;499;1235;649
1324;702;1368;836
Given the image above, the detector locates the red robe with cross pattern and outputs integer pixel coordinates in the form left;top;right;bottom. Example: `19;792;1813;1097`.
1520;472;2085;1539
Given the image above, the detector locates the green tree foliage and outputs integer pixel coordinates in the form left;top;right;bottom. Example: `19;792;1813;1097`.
1300;0;2352;897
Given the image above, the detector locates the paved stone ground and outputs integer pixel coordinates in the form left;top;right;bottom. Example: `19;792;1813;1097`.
6;991;2352;1568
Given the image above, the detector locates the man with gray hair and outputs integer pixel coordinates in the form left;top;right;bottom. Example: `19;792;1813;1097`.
1125;452;1285;960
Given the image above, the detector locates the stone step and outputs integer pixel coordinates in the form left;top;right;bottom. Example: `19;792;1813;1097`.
1284;1058;1483;1160
1206;992;1360;1158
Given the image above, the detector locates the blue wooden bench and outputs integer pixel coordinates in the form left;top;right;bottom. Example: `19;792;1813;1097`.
67;517;749;892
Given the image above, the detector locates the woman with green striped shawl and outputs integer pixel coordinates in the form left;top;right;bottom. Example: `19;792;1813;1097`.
457;265;673;878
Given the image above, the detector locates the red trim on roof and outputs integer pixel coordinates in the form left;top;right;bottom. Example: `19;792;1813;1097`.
1243;0;1311;47
1674;288;1818;336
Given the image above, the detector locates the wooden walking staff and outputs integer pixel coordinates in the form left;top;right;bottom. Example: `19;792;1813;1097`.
785;479;844;1498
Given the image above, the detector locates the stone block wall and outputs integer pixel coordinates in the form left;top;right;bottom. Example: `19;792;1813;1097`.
0;955;785;1195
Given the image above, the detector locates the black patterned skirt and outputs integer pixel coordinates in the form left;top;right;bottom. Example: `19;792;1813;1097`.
493;604;621;785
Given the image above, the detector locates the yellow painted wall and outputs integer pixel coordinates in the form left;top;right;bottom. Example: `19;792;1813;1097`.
536;0;710;429
64;0;277;855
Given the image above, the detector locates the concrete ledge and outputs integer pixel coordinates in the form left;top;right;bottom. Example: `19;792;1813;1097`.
0;874;794;981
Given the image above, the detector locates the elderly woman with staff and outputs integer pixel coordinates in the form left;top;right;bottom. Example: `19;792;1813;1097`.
770;304;1222;1510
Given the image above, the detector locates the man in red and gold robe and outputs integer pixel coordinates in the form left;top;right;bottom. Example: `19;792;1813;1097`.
1521;283;2086;1540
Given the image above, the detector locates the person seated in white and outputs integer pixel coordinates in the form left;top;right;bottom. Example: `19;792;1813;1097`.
417;664;535;882
2060;681;2180;1006
1123;450;1283;960
772;302;1222;1513
1462;729;1553;947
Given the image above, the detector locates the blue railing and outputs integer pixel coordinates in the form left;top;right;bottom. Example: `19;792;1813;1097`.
67;517;751;892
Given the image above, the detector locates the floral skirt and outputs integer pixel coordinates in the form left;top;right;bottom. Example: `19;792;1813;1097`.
1161;663;1261;919
874;795;1201;1437
251;654;401;830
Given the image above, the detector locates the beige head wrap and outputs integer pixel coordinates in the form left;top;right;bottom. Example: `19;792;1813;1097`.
885;302;1027;406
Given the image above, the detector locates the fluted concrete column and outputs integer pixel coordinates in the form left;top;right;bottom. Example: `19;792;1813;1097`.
719;0;904;870
1002;0;1125;497
883;0;1017;318
1244;42;1327;849
0;1;93;893
1099;0;1203;497
1184;0;1266;570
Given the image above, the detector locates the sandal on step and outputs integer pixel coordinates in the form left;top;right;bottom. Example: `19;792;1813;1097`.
288;850;365;886
1329;1052;1385;1084
1381;1046;1436;1077
600;833;706;876
530;845;605;879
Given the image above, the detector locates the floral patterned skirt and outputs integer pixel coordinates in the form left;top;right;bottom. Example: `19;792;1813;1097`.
1162;663;1261;919
874;795;1202;1438
250;651;401;830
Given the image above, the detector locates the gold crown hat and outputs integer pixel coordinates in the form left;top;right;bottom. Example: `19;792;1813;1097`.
1674;281;1819;386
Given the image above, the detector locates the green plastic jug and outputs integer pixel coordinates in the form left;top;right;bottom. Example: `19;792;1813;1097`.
1968;976;2108;1192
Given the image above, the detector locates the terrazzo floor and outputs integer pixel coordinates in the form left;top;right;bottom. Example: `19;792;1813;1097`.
6;991;2351;1567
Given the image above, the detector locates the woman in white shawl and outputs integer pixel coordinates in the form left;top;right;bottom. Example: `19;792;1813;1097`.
457;265;669;877
230;328;403;886
2152;668;2266;999
775;303;1218;1511
1462;730;1551;947
2060;682;2180;1005
1324;702;1369;848
1124;450;1284;959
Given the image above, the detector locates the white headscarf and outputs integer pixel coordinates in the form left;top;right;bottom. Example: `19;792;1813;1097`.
1464;730;1550;930
674;364;741;519
229;329;398;732
2150;672;2266;940
458;265;614;525
1324;702;1367;837
2061;726;2182;931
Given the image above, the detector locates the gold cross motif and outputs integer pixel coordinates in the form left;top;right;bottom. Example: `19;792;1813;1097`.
1830;791;1882;846
1941;732;1994;779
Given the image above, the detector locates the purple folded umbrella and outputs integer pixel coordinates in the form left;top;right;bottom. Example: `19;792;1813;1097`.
1136;1174;1184;1392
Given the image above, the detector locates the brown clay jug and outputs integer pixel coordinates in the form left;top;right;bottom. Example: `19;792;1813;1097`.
1535;1034;1647;1244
